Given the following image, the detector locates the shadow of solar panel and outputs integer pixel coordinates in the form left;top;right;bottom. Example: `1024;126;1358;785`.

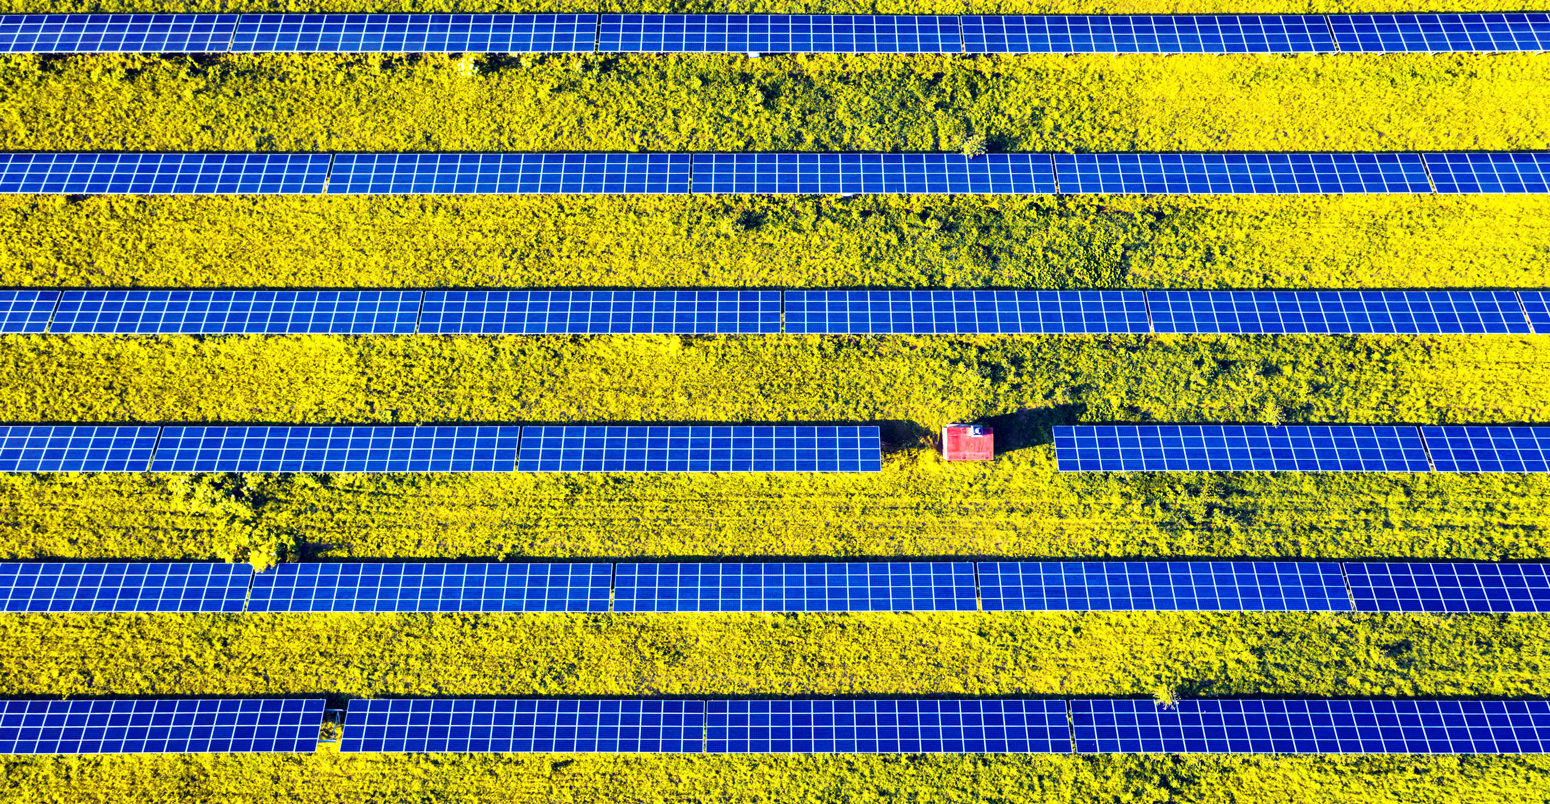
0;425;159;472
0;290;59;333
1522;291;1550;332
1347;562;1550;613
614;562;976;612
1053;153;1432;194
962;14;1334;53
1071;698;1550;754
977;561;1351;611
707;700;1071;753
516;425;882;472
1421;426;1550;473
1423;152;1550;193
1053;425;1432;472
419;290;780;334
599;14;960;52
328;153;692;194
0;14;238;52
232;13;597;52
340;699;705;753
691;153;1056;194
1147;290;1531;334
0;698;325;754
783;290;1148;334
0;153;329;194
52;289;421;334
1330;13;1550;52
249;562;611;612
149;425;522;472
0;562;250;612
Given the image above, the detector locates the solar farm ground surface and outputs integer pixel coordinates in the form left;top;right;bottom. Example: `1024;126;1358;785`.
3;2;1550;802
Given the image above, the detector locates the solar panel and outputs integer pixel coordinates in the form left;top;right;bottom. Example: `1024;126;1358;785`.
1147;290;1531;334
1054;425;1432;472
0;290;59;333
340;699;704;753
1071;698;1550;754
248;562;610;612
232;13;597;52
1423;152;1550;194
0;562;250;613
0;425;160;472
977;561;1351;612
1522;291;1550;332
1346;562;1550;614
149;425;522;472
691;154;1057;194
783;290;1149;334
706;700;1071;753
51;289;421;334
598;14;961;53
516;425;881;472
419;290;780;334
1053;153;1433;194
0;698;325;754
613;562;976;612
1330;14;1550;53
962;15;1335;53
0;14;238;53
1421;426;1550;473
0;153;329;195
328;153;692;195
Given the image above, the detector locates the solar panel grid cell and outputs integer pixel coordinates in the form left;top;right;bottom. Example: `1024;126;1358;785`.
0;153;330;194
0;425;160;472
516;425;882;472
1053;153;1434;194
1346;562;1550;613
248;562;611;612
418;290;781;334
1422;426;1550;473
706;699;1072;753
0;290;59;333
0;14;239;52
1330;13;1550;52
149;425;522;472
691;154;1057;194
1147;290;1531;334
961;14;1336;53
782;290;1149;334
0;562;251;613
51;290;422;334
0;699;325;754
1423;152;1550;193
232;13;598;52
327;153;693;194
340;699;705;753
976;561;1352;611
1053;425;1432;472
598;14;961;53
612;562;977;612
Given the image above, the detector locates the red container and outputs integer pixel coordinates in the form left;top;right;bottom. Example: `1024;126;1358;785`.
941;424;994;461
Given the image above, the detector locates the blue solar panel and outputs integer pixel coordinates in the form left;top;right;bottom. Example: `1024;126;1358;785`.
328;153;691;195
692;154;1057;194
1053;153;1433;195
1347;562;1550;614
50;289;421;334
977;561;1351;612
1330;14;1550;53
707;700;1071;753
419;290;780;334
232;13;597;52
783;290;1148;334
0;153;329;195
1522;291;1550;332
962;15;1334;53
599;14;960;53
613;562;976;612
0;562;250;613
1054;425;1432;472
340;699;704;753
1072;698;1550;754
1421;426;1550;473
516;425;881;472
1147;290;1530;334
0;698;324;754
0;14;238;52
0;290;58;333
0;425;159;472
248;562;610;612
149;425;522;472
1423;152;1550;194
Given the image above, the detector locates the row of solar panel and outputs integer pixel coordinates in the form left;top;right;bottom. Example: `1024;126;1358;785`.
1;13;1546;54
4;696;1547;755
4;559;1544;614
2;151;1547;195
5;288;1549;335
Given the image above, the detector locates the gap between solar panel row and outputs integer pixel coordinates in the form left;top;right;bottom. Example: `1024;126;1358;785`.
2;13;1547;54
5;288;1550;335
4;559;1545;613
3;152;1548;195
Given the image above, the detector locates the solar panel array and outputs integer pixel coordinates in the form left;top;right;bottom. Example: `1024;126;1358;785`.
1054;425;1434;472
962;15;1336;53
0;699;325;754
784;290;1149;334
231;14;597;52
1329;14;1550;53
0;562;250;612
599;14;962;53
248;562;612;612
977;561;1351;611
691;154;1057;194
0;425;160;472
340;699;705;753
327;153;693;194
0;153;330;194
1347;562;1550;614
1053;153;1434;194
0;14;238;53
418;290;780;334
1522;291;1550;332
1147;290;1531;334
1422;426;1550;473
705;700;1072;753
0;290;59;334
517;425;882;472
1424;152;1550;194
1071;699;1550;754
51;290;421;334
612;562;976;612
149;425;523;472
